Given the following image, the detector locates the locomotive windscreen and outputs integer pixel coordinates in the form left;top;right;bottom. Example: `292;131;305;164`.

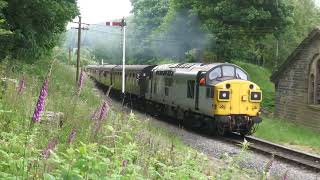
207;65;249;85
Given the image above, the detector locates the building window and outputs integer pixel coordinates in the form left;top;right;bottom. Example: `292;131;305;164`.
317;61;320;104
187;80;195;99
309;56;320;105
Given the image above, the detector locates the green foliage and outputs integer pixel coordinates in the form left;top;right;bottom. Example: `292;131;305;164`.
0;0;78;62
256;116;320;155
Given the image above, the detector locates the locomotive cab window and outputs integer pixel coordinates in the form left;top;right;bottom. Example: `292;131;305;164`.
236;68;248;80
208;65;248;81
209;67;222;80
187;80;195;99
222;66;235;77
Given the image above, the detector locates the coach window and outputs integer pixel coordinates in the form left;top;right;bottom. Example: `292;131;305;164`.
187;80;195;99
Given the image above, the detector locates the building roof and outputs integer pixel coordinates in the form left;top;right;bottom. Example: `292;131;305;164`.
271;27;320;83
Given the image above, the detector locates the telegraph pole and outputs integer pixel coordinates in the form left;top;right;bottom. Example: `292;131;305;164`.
73;16;89;84
76;16;82;83
68;48;72;65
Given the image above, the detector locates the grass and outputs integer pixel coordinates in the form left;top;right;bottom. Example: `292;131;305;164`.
0;57;260;179
255;116;320;155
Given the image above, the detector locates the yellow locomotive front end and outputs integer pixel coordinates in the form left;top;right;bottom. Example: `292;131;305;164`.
213;80;262;135
204;64;262;136
214;80;262;116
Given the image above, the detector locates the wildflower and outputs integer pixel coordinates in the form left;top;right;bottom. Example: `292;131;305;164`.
91;105;102;121
92;100;110;135
32;79;49;122
283;170;289;180
121;160;128;175
98;101;109;121
263;155;274;179
67;128;77;145
42;138;58;159
264;156;274;173
17;77;25;94
77;70;85;95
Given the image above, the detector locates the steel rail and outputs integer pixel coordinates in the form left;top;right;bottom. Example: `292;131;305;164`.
223;133;320;172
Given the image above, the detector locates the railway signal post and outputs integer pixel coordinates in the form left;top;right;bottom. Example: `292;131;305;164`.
106;18;127;95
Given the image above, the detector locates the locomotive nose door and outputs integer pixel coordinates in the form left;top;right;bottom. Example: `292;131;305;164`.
230;83;241;114
230;82;250;115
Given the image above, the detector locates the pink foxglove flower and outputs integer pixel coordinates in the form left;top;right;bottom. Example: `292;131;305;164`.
77;70;85;95
67;128;77;145
283;170;289;180
42;138;58;159
98;101;109;121
93;101;110;135
17;77;25;95
32;79;49;122
91;104;102;121
121;160;128;175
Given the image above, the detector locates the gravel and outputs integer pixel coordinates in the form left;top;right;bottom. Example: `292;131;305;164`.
131;109;320;180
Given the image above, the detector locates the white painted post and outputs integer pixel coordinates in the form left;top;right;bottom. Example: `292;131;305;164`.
122;21;126;94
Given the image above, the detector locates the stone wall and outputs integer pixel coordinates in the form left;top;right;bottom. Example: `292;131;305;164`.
275;36;320;131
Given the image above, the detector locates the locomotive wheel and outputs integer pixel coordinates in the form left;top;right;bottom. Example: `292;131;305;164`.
217;123;225;136
239;129;251;137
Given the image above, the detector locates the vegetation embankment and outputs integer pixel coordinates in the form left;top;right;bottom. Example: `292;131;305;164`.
236;61;320;155
0;58;260;179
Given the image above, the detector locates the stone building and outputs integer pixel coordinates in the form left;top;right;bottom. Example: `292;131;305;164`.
271;28;320;131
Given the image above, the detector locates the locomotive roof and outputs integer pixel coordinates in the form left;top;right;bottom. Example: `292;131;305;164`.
153;63;224;73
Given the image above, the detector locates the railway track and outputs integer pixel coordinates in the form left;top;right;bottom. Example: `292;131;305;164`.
223;133;320;172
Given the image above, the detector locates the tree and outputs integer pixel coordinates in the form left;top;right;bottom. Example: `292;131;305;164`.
1;0;78;62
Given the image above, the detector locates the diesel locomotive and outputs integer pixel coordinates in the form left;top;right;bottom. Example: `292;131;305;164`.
86;63;262;136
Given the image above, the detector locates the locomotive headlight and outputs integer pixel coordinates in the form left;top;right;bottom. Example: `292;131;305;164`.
250;91;262;102
218;90;230;101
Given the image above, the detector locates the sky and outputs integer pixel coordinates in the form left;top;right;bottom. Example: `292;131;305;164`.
69;0;132;28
